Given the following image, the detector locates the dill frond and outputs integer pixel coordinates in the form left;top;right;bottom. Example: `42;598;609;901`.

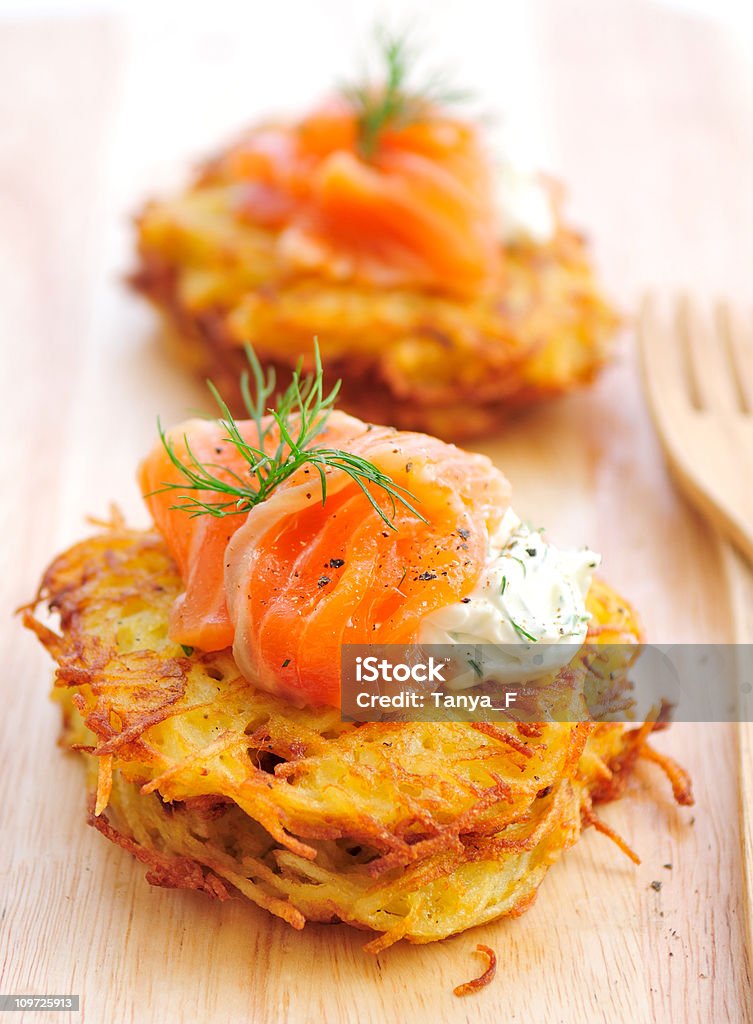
152;342;426;531
341;29;468;159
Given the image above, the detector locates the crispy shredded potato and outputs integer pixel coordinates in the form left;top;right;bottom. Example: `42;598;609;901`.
25;528;690;947
453;944;498;997
130;184;619;440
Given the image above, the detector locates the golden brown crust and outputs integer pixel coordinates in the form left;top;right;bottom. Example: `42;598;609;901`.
87;794;235;901
25;527;689;946
130;188;619;440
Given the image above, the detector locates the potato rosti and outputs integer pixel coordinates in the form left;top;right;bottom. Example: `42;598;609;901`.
26;527;690;948
130;36;618;440
24;355;691;949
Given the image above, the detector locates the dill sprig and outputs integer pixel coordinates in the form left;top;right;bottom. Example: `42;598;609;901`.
509;618;538;644
341;29;468;160
153;343;426;532
468;657;483;679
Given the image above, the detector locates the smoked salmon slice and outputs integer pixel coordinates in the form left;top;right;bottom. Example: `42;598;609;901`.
139;410;511;707
139;417;260;650
220;100;501;296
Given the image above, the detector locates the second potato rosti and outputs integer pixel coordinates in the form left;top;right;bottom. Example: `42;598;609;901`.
131;35;618;439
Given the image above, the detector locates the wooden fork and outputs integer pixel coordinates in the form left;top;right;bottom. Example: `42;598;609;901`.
638;295;753;565
638;294;753;974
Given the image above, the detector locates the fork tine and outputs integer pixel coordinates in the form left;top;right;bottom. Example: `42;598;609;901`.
640;292;753;570
638;293;689;428
716;301;753;414
678;294;741;413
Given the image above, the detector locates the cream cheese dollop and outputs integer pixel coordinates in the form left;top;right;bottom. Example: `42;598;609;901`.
419;509;599;683
496;164;556;245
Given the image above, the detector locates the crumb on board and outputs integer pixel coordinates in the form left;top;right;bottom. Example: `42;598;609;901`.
453;945;497;997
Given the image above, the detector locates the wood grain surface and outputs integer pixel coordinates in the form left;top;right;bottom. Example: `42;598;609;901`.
1;4;752;1022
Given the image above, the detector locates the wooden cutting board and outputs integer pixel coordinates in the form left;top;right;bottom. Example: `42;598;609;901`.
1;4;752;1021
